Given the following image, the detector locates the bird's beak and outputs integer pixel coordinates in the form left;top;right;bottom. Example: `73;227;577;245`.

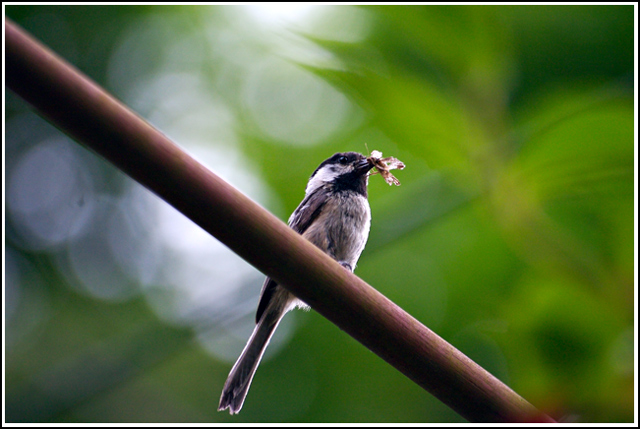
355;158;373;175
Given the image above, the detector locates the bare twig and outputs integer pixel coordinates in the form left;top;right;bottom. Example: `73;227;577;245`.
5;18;554;423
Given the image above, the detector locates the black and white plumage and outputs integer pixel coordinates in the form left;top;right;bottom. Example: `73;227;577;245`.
218;152;373;414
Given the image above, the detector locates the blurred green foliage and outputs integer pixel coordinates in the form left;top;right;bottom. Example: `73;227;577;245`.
4;5;635;423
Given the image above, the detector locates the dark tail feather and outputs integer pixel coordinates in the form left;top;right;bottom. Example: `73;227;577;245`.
218;311;282;414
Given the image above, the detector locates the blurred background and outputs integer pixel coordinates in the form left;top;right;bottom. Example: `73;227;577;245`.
4;5;635;423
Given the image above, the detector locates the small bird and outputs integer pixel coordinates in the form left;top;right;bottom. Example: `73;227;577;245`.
218;152;373;414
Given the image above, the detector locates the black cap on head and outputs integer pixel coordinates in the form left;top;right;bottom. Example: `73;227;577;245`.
311;152;367;178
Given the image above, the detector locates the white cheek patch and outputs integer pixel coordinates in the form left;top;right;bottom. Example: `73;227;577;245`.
305;164;351;194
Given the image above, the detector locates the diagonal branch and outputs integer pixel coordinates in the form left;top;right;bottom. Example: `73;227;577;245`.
5;18;554;423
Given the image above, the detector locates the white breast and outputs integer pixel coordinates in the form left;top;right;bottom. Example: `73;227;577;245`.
302;192;370;271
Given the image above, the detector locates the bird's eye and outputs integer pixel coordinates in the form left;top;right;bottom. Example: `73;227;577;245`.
338;156;349;165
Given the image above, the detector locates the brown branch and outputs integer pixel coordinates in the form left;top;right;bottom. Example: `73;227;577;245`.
5;18;555;423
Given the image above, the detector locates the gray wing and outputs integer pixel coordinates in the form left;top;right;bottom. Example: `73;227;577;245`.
287;186;330;234
255;186;329;323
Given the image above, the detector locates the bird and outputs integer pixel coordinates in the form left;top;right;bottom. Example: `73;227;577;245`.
218;151;373;414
